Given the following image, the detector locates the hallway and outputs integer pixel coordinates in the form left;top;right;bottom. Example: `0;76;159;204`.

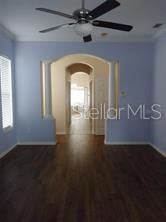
68;114;92;135
0;135;166;222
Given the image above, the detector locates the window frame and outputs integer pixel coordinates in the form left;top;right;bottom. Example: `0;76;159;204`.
0;54;14;132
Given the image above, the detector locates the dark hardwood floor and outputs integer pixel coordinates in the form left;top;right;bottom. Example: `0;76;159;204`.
0;135;166;222
68;115;92;135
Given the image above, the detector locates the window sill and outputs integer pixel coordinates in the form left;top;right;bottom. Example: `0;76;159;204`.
3;126;13;133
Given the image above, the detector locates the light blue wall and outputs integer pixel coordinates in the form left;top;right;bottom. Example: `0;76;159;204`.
1;27;165;153
0;30;17;155
152;34;166;154
15;42;153;143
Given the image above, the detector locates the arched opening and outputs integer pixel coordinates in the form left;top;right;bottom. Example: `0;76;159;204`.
65;63;92;135
41;54;119;143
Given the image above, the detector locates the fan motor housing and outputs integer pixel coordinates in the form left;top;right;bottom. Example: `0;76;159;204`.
73;8;92;22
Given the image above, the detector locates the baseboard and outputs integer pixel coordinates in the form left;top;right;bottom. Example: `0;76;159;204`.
0;143;17;159
0;141;57;159
149;143;166;157
1;141;165;160
104;140;149;145
104;140;166;157
56;132;66;135
17;141;57;146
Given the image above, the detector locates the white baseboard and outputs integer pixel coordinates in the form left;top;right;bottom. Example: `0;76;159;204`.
104;140;166;157
0;143;17;159
0;141;57;159
17;141;57;146
1;141;165;160
104;140;149;145
149;143;166;157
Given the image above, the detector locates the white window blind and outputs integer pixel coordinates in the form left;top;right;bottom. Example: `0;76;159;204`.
0;56;13;129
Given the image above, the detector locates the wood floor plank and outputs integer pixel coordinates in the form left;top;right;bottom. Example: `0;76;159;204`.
0;135;166;222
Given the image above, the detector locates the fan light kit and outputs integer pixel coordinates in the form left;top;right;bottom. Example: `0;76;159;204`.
74;23;94;36
36;0;133;42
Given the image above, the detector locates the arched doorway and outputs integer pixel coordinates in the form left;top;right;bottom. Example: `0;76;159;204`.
68;72;92;135
65;63;93;134
41;54;119;143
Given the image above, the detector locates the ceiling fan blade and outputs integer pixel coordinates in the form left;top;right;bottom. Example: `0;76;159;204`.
83;35;92;42
93;20;133;31
39;23;75;33
36;8;74;19
89;0;120;20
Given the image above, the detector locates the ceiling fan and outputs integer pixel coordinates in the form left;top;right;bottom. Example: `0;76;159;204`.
36;0;133;42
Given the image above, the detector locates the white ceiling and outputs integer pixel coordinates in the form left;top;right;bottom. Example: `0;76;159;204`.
0;0;166;42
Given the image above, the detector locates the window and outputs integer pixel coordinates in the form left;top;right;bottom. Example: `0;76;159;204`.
71;86;85;106
0;56;13;130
